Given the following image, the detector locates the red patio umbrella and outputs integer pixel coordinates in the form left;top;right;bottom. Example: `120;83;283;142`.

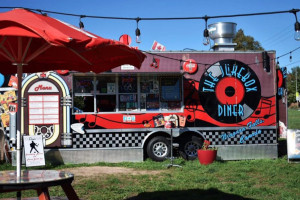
0;8;146;177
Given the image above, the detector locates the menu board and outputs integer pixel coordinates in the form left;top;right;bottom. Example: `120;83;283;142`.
29;95;59;125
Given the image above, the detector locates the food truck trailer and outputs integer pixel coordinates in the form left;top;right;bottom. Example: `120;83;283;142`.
2;22;287;163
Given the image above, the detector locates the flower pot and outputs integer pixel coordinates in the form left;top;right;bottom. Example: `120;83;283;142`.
197;149;217;165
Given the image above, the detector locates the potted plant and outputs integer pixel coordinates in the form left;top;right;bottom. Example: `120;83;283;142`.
197;140;217;165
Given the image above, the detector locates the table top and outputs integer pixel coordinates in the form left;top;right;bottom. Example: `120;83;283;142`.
0;170;74;185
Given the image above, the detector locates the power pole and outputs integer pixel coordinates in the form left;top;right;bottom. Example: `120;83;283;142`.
297;68;299;109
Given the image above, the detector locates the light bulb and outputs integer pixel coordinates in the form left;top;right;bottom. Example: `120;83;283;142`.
79;21;84;29
135;28;141;43
203;37;210;46
136;35;141;43
295;30;300;41
203;29;210;45
295;21;300;41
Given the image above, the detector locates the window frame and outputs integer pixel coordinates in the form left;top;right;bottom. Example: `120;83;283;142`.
72;73;184;114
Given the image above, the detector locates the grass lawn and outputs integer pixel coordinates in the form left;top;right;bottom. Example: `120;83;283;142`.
1;157;300;200
288;108;300;129
0;110;299;199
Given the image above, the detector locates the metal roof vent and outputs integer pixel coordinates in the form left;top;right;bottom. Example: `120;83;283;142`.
208;22;237;51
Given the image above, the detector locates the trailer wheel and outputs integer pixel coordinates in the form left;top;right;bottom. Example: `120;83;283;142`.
179;136;203;160
146;136;170;162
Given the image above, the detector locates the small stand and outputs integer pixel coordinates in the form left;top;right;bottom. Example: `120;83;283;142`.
165;121;182;169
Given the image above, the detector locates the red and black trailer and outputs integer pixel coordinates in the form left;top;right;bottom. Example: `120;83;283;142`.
4;22;288;163
13;49;286;163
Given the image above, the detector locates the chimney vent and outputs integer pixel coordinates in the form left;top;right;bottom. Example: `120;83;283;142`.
208;22;237;51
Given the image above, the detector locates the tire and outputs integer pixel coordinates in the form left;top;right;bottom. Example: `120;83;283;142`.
179;136;203;160
146;136;170;162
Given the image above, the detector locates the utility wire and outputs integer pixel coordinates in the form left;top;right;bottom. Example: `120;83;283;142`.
0;7;299;21
142;46;300;67
1;7;299;67
261;24;292;44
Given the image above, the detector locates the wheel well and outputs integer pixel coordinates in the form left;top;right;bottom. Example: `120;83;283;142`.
142;131;170;159
177;131;205;142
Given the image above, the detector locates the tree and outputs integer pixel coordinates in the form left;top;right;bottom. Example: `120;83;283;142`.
233;29;264;51
287;66;300;106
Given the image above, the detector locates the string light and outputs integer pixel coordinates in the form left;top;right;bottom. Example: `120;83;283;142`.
36;9;47;16
1;7;299;42
203;16;210;46
135;17;141;43
79;15;85;29
291;9;300;41
290;52;292;62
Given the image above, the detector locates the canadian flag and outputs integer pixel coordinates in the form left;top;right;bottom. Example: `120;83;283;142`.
151;40;166;51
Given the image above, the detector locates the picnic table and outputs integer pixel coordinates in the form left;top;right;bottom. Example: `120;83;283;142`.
0;170;79;200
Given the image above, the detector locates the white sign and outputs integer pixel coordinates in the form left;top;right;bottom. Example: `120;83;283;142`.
23;135;45;167
287;129;300;161
123;115;136;122
121;64;135;70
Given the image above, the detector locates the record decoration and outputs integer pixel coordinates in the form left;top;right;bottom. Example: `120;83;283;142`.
199;60;261;123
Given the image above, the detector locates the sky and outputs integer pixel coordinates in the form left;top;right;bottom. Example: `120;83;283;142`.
1;0;300;72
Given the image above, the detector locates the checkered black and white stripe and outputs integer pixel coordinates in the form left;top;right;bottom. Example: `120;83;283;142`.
72;132;149;148
201;129;277;145
1;127;16;148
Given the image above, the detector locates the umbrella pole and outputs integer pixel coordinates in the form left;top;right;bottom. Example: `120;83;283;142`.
16;63;22;178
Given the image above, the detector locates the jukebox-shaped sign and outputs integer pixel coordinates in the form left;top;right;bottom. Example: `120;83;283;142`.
22;72;71;147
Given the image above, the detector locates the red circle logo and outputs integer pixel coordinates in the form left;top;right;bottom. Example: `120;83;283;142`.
215;77;245;105
183;59;198;74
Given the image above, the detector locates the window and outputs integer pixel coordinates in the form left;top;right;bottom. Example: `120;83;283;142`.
73;76;94;113
160;77;181;101
73;76;94;93
118;76;138;111
96;76;116;112
73;74;182;113
140;76;159;111
160;76;181;111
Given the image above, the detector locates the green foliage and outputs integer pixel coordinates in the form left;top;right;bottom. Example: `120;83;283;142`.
73;96;85;110
233;29;264;51
288;108;300;129
287;66;300;106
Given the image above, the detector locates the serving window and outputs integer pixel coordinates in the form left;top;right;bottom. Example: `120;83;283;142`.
73;74;182;113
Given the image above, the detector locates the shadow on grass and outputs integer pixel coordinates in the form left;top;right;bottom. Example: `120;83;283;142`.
278;139;287;157
126;188;254;200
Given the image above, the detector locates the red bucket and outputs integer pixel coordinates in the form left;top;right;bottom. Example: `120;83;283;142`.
197;149;217;165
